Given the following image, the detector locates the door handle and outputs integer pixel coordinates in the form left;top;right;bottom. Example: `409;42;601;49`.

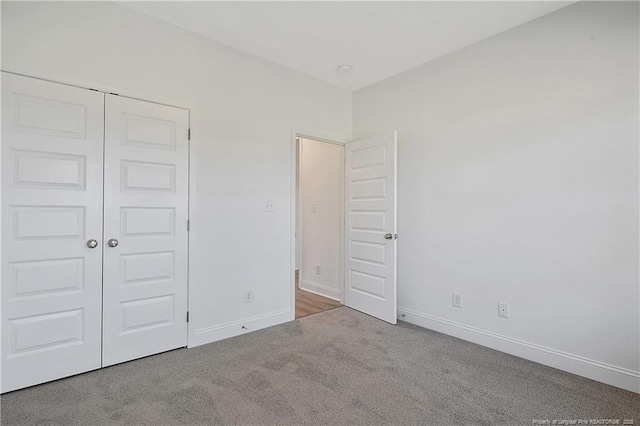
107;238;119;248
86;239;98;249
384;233;398;240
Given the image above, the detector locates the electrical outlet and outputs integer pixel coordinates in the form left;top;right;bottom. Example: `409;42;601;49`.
244;289;254;303
452;292;463;308
498;302;509;318
315;264;321;275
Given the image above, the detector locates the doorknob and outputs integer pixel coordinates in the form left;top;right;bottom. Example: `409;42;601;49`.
384;233;393;240
86;239;98;249
107;238;119;248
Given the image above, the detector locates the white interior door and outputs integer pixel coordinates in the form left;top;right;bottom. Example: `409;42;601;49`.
1;73;104;392
344;131;397;324
102;94;189;366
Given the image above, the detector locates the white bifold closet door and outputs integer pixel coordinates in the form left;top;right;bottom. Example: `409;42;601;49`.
1;73;190;392
102;95;189;367
1;73;104;392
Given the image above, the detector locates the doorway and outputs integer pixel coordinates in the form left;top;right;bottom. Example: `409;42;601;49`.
292;130;399;324
294;136;344;319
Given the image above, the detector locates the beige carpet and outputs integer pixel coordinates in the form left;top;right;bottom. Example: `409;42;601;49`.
1;307;638;425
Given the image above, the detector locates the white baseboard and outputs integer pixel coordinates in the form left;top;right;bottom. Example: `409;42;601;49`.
300;280;341;301
190;308;292;348
397;307;640;394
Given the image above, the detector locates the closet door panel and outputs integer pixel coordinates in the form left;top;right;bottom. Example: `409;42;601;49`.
102;95;188;367
1;73;104;393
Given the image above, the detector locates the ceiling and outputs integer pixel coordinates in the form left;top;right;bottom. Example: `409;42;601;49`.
119;1;574;91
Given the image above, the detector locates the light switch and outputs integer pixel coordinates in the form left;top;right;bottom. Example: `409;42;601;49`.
311;203;317;213
263;199;275;212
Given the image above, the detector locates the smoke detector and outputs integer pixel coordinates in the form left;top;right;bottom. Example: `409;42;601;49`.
336;64;352;75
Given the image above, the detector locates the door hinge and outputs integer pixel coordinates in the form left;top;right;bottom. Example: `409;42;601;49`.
188;128;191;141
187;311;190;323
187;219;190;231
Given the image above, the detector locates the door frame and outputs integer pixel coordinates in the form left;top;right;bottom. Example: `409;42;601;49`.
290;128;346;319
0;69;196;350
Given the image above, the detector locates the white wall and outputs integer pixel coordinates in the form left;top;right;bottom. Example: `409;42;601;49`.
300;138;343;300
1;1;352;345
353;1;639;392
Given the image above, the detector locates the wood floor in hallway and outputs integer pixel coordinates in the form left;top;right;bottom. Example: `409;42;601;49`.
295;271;342;319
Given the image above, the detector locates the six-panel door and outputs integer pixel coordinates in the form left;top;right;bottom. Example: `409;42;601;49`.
102;95;189;367
1;73;105;392
344;131;398;324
